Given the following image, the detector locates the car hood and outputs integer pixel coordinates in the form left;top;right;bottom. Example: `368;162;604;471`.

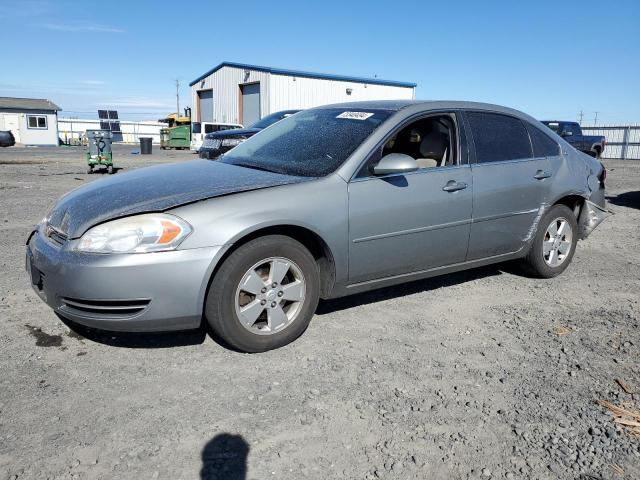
206;128;260;139
46;160;311;238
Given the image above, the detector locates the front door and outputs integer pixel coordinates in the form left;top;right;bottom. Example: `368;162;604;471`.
465;111;551;260
4;114;20;143
348;167;473;284
348;113;472;284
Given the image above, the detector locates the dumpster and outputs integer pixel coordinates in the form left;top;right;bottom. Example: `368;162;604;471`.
140;137;153;155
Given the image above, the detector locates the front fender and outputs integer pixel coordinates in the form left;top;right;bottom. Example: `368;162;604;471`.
170;174;350;284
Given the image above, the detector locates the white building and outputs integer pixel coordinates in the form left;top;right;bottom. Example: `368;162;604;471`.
190;62;416;127
0;97;60;146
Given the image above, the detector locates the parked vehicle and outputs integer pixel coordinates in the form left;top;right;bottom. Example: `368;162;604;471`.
190;122;243;152
27;101;608;352
199;110;300;159
541;121;605;158
0;130;16;147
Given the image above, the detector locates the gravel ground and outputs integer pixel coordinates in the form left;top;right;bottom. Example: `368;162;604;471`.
0;145;638;480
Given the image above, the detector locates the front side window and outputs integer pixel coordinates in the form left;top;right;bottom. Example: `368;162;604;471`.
221;108;391;177
27;115;48;129
467;111;532;163
359;114;458;177
527;124;560;157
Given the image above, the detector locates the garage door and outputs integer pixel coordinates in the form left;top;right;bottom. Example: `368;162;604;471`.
241;83;260;127
198;90;214;122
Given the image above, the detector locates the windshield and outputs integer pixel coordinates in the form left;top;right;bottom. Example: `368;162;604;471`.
250;111;297;129
221;108;391;177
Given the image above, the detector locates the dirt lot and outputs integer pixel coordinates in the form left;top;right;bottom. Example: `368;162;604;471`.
0;145;638;480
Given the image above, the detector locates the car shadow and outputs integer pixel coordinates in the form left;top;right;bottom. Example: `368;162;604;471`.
200;433;249;480
58;314;207;348
316;263;508;315
606;191;640;210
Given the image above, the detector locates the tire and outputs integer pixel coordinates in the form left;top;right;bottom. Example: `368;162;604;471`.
87;166;93;174
205;235;320;352
107;165;114;175
522;204;578;278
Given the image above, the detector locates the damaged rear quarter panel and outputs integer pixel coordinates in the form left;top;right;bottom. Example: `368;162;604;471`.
546;147;609;239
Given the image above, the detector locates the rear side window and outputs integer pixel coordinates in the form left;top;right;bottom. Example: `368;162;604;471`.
467;112;532;163
527;124;560;157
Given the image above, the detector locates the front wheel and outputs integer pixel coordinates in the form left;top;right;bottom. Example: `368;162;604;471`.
521;204;578;278
205;235;320;352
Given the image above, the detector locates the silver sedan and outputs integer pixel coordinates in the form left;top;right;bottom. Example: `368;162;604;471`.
26;101;608;352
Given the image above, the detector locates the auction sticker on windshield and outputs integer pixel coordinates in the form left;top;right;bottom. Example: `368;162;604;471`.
336;111;374;120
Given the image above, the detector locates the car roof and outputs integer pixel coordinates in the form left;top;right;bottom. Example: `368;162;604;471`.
317;99;530;115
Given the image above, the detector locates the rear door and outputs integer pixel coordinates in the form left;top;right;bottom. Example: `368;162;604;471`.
465;111;551;260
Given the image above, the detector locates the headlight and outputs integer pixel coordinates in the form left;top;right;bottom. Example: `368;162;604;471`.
76;213;192;254
221;138;243;147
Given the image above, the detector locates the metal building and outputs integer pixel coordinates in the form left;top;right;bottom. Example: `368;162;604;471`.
189;62;416;126
0;97;60;146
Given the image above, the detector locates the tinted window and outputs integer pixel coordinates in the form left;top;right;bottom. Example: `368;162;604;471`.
527;124;560;157
467;112;532;163
221;108;391;177
204;124;217;134
192;122;202;134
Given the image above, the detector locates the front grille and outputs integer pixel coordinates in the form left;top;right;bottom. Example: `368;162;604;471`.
60;297;150;318
202;138;222;149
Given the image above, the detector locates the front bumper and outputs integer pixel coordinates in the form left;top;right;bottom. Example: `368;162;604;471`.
26;228;222;332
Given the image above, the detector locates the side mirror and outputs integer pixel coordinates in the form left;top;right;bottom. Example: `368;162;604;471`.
372;153;418;176
561;130;573;137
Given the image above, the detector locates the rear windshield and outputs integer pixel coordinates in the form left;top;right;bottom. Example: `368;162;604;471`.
221;108;391;177
192;122;201;134
542;122;560;133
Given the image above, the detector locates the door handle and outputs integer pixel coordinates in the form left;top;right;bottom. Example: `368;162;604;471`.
442;181;468;192
534;170;552;180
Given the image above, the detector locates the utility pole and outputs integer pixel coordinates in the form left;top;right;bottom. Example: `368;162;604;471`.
594;111;599;125
175;79;180;117
578;110;584;124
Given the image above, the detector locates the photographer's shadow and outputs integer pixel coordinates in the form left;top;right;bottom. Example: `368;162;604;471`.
200;433;249;480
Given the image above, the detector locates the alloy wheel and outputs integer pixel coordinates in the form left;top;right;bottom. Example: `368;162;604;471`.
234;257;306;335
543;217;573;267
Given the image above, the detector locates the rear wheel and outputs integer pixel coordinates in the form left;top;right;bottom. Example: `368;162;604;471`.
522;204;578;278
107;165;114;174
205;235;320;352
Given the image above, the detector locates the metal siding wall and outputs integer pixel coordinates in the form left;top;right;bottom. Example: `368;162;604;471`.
191;67;415;125
268;75;415;112
191;66;270;125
